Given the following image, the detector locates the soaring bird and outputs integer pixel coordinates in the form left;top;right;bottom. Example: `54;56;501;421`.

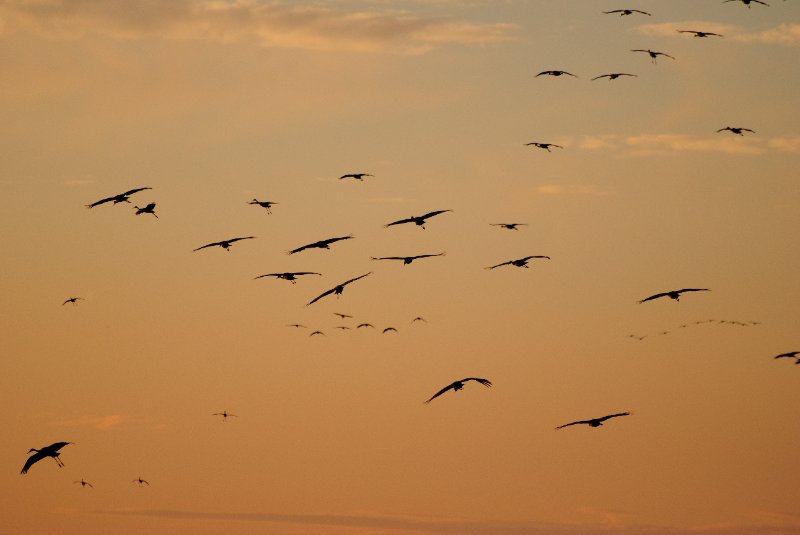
486;255;550;269
340;173;373;180
556;412;631;429
591;73;637;81
254;271;321;283
306;272;372;306
288;235;354;255
86;187;151;208
248;199;278;213
411;316;427;324
132;477;150;486
286;323;307;328
536;70;577;78
638;288;710;303
491;223;527;230
382;327;398;334
357;323;375;329
370;253;445;265
74;479;93;488
21;442;72;474
723;0;769;7
309;330;325;337
525;142;563;151
334;312;353;319
335;326;351;331
425;378;492;403
774;351;800;362
193;236;255;252
679;30;723;38
134;203;158;218
212;410;237;422
385;210;452;230
717;126;755;136
631;49;675;63
62;297;83;306
603;9;651;16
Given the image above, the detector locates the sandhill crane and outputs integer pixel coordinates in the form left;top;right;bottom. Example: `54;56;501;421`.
212;410;237;422
286;323;307;328
306;273;372;306
370;253;445;265
774;351;800;364
525;142;563;151
288;235;353;255
21;442;72;474
134;203;158;218
638;288;709;303
335;325;351;330
591;73;637;81
717;126;755;136
491;223;527;230
74;478;93;488
425;378;492;403
334;312;353;319
62;297;83;306
340;173;373;180
382;327;397;334
536;70;577;78
556;412;631;429
357;323;375;329
486;255;550;270
385;210;452;230
193;236;255;252
248;199;278;213
679;30;723;38
603;9;651;16
86;187;151;208
412;316;427;324
724;0;769;7
631;49;675;63
309;330;325;337
132;477;150;486
254;272;321;283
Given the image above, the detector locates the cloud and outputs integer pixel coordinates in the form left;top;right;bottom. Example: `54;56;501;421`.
733;24;800;47
49;414;126;430
624;134;765;156
0;0;517;54
767;136;800;153
578;135;618;151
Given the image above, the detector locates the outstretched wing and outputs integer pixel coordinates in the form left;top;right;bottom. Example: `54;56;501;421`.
638;292;668;303
307;286;337;306
371;256;405;261
420;210;452;221
20;451;46;474
85;195;116;208
412;253;446;260
425;382;457;403
193;241;221;252
385;216;416;227
228;236;255;244
486;260;512;270
519;255;550;262
774;352;799;359
555;420;587;430
320;235;354;246
463;377;493;388
121;187;152;197
596;412;631;423
677;288;710;294
340;272;372;288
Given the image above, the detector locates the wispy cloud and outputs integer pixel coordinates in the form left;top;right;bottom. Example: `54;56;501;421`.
49;414;126;431
767;136;800;154
734;24;800;47
578;135;618;151
0;0;517;54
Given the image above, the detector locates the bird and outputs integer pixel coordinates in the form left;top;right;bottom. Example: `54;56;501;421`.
334;326;351;331
254;272;321;283
638;288;710;303
591;73;637;81
86;187;151;208
288;235;354;255
306;272;372;306
385;210;452;230
134;202;158;218
286;323;307;328
73;478;93;488
631;49;675;63
678;30;723;38
248;199;278;213
411;316;427;324
62;297;83;306
309;330;325;337
340;173;373;180
21;442;72;474
212;410;237;422
357;323;375;329
723;0;769;7
603;9;651;16
717;127;755;136
132;477;150;486
774;351;800;361
491;223;527;230
334;312;353;319
525;142;563;152
536;70;577;78
370;253;445;265
425;378;492;404
382;327;398;334
193;236;255;252
556;412;631;429
486;255;550;270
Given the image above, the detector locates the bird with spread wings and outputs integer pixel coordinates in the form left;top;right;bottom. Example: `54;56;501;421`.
254;271;321;283
425;378;492;403
86;187;151;208
556;412;631;429
638;288;709;303
193;236;255;252
288;235;354;255
306;273;372;306
603;9;651;16
371;253;445;265
385;210;452;230
486;255;550;269
21;442;72;474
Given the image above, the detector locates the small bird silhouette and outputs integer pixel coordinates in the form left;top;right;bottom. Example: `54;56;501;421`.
193;236;255;252
307;273;372;306
248;199;278;213
425;378;492;403
335;326;351;331
286;323;307;328
631;49;675;63
212;410;237;422
774;351;800;363
309;330;325;337
603;9;651;16
134;202;158;218
678;30;723;38
385;210;452;230
491;223;527;230
536;70;577;78
73;478;93;488
638;288;709;303
86;187;151;208
288;235;354;255
62;297;83;306
486;255;550;270
254;272;321;283
340;173;373;181
717;126;755;136
334;312;353;319
723;0;769;7
411;316;427;324
525;142;563;151
357;323;375;329
132;477;150;486
21;442;72;474
370;253;445;265
591;73;637;81
556;412;631;429
382;327;398;334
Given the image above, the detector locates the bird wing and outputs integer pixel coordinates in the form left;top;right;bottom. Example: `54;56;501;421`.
419;210;451;221
20;451;46;474
775;352;800;359
591;74;610;80
638;292;668;303
228;236;255;244
306;287;337;306
382;327;397;333
86;194;120;208
371;256;404;261
486;260;512;269
293;272;322;276
193;242;220;251
413;253;446;259
463;377;493;388
320;235;353;246
425;382;457;403
288;242;313;254
555;420;587;430
596;412;631;422
121;187;152;197
385;216;415;227
677;288;710;294
520;255;550;261
340;272;372;287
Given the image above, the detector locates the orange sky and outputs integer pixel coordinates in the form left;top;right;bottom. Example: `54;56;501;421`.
2;1;799;534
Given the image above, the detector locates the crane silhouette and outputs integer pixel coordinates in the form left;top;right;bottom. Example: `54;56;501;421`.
638;288;710;303
491;223;527;230
425;378;492;403
486;255;550;270
370;253;445;265
62;297;83;306
288;235;354;255
132;477;150;486
134;202;158;218
306;272;372;306
591;73;637;81
357;323;375;329
309;330;325;337
212;410;237;422
603;9;651;16
73;478;94;488
254;271;321;283
334;312;353;319
385;210;452;230
679;30;723;38
382;327;398;334
556;412;630;429
774;351;800;364
193;236;255;252
340;173;373;180
631;49;675;63
525;142;563;151
724;0;769;7
21;442;72;474
86;187;151;208
411;316;427;323
248;199;278;213
717;127;755;136
536;70;577;78
286;323;307;328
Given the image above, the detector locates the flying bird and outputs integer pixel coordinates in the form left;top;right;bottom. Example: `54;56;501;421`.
603;9;651;16
62;297;83;306
212;410;237;422
357;323;375;329
556;412;631;429
340;173;373;181
385;210;452;230
525;142;563;151
286;323;307;328
491;223;527;230
86;187;151;209
193;236;255;252
134;203;158;218
254;271;321;283
425;378;492;404
132;477;150;486
309;330;325;337
678;30;723;38
631;49;675;63
717;126;755;136
248;199;278;213
486;255;550;269
73;479;93;488
536;70;577;78
288;235;354;255
306;272;372;306
370;253;445;265
21;442;72;474
382;327;398;334
335;326;351;330
591;73;637;81
723;0;769;7
411;316;427;324
638;288;710;303
774;351;800;362
334;312;353;319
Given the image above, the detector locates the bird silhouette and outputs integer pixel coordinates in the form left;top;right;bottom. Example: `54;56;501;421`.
335;326;351;330
309;330;325;337
491;223;527;230
73;478;93;488
603;9;651;16
334;312;353;319
525;142;563;151
340;173;373;180
370;253;445;265
86;187;151;208
212;410;237;422
556;412;630;429
591;73;637;81
774;351;800;362
248;199;278;213
306;272;372;306
425;378;492;403
382;327;398;334
631;49;675;63
717;127;755;136
385;210;452;230
62;297;83;306
486;255;550;269
357;323;375;329
132;477;150;486
536;70;577;78
254;272;321;283
638;288;709;303
411;316;427;324
679;30;723;38
21;442;72;474
193;236;255;252
134;202;158;218
724;0;769;7
288;235;354;255
286;323;307;328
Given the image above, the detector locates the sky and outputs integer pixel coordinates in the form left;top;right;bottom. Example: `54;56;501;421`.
1;1;799;534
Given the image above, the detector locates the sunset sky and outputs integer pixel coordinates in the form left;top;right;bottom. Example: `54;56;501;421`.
2;1;799;534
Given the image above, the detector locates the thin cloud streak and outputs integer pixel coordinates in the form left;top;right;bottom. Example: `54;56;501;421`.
733;24;800;47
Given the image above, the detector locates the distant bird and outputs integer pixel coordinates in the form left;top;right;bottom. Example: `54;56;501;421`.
334;312;353;319
86;187;151;209
486;255;550;270
370;253;445;265
678;30;723;38
536;70;577;78
382;327;398;334
335;326;351;330
556;412;631;429
385;210;452;230
425;378;492;404
254;271;321;283
306;272;372;306
62;297;83;306
631;49;675;63
134;202;158;218
603;9;651;16
591;73;637;81
309;330;325;337
723;0;769;7
288;235;353;255
717;126;755;136
132;477;150;486
627;334;646;341
21;442;72;474
491;223;527;230
774;351;800;361
638;288;710;303
411;316;427;324
193;236;255;252
340;173;373;181
357;323;375;329
213;410;237;422
248;199;278;213
525;142;563;151
73;478;93;488
286;323;307;328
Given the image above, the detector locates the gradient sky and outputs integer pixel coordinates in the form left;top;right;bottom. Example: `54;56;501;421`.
2;1;799;534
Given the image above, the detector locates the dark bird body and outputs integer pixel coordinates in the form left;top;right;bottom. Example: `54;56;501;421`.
254;271;321;283
288;235;353;255
371;253;445;265
638;288;709;303
134;203;158;218
425;378;492;403
21;442;72;474
249;199;278;213
86;187;151;208
340;173;373;180
536;70;577;78
486;255;550;269
193;236;255;252
385;210;452;230
491;223;527;230
717;127;755;136
631;49;675;63
679;30;723;38
591;73;637;81
603;9;651;16
306;272;372;306
525;142;563;151
556;412;630;429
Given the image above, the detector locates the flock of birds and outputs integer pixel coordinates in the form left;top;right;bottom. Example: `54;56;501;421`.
20;3;795;505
